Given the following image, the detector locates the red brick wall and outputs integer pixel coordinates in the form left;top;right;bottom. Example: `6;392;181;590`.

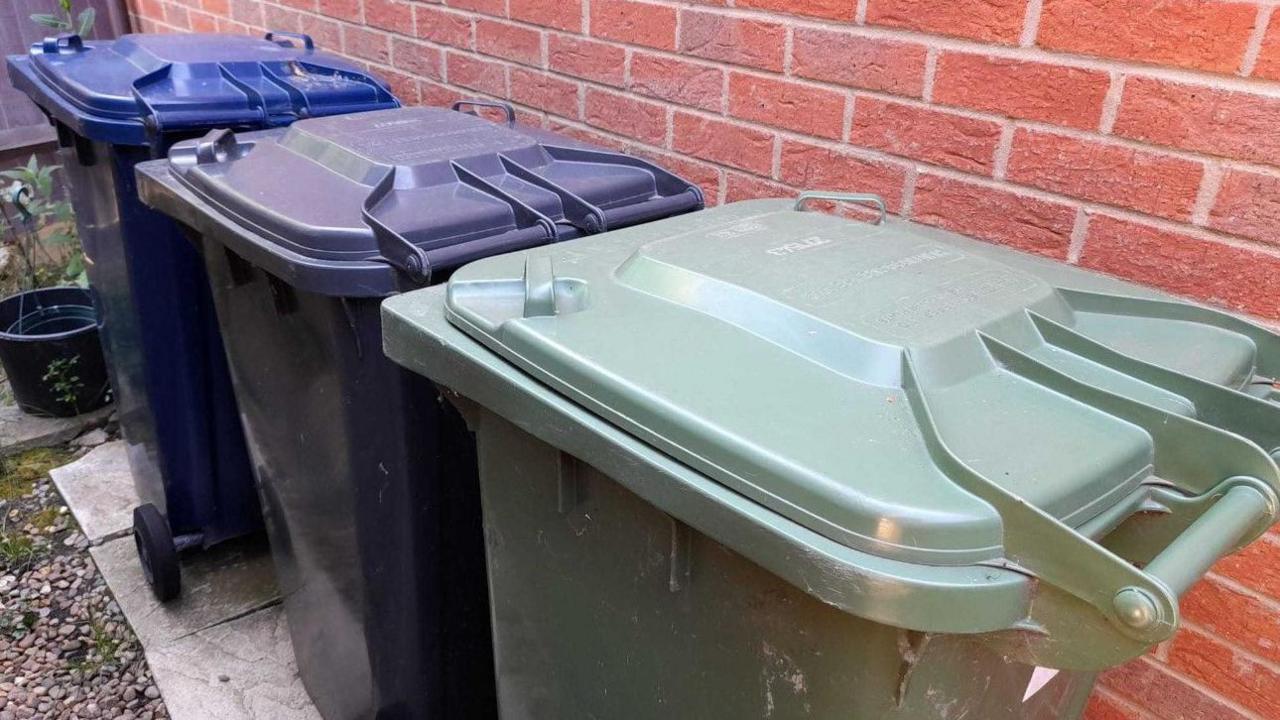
123;1;1280;717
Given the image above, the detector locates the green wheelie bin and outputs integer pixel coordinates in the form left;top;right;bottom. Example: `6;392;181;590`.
381;193;1280;719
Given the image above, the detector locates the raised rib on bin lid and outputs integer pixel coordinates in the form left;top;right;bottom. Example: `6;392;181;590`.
433;195;1280;664
5;32;399;145
144;105;703;295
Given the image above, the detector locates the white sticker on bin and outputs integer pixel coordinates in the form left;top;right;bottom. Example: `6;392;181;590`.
1023;667;1060;702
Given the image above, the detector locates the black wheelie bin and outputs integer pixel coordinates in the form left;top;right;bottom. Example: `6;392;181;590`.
5;31;399;599
134;101;704;720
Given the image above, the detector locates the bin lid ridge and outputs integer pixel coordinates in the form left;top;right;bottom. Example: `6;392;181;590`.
5;33;399;145
440;199;1280;569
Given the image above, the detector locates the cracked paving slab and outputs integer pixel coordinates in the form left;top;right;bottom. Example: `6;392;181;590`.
0;401;113;457
49;439;141;545
145;604;320;720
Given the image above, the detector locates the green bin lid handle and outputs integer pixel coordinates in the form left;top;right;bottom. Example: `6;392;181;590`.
793;191;886;225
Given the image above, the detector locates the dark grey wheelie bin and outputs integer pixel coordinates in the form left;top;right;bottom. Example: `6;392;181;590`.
5;31;398;600
381;193;1280;719
134;102;704;720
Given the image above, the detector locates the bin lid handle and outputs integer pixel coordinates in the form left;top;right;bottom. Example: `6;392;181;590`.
794;191;886;225
40;34;84;55
451;99;517;127
264;31;315;51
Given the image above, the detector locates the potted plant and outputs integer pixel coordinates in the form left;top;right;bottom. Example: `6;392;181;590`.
0;156;109;417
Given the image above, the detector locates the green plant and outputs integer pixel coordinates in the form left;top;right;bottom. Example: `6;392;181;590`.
0;526;38;572
30;0;96;38
0;155;86;291
0;447;76;501
42;354;84;411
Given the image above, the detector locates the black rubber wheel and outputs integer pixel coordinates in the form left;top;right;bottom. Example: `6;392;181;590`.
132;504;181;602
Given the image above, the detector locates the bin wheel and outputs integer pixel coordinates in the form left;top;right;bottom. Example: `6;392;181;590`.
133;504;181;602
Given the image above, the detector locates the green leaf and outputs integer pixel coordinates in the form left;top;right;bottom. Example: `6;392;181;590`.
30;13;69;29
76;8;95;37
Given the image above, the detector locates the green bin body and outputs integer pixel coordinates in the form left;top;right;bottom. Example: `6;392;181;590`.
382;196;1280;719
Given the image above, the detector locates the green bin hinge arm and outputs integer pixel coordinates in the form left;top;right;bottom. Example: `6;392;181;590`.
902;345;1279;670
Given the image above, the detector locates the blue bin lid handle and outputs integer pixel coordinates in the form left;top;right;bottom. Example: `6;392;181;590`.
451;99;516;127
40;34;85;55
264;31;315;51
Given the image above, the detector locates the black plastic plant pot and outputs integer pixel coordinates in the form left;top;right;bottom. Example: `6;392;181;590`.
0;286;110;417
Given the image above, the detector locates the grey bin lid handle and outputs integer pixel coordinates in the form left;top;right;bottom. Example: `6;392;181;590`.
41;33;85;54
451;99;517;127
264;31;315;51
194;128;238;165
794;191;887;225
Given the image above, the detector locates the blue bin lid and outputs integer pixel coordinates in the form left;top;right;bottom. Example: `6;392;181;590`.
5;32;399;146
138;103;704;297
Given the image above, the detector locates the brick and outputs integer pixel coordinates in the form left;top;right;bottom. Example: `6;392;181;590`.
476;20;542;66
1099;658;1250;720
933;53;1110;130
728;73;846;140
734;0;855;20
263;5;300;32
591;0;677;50
548;34;625;87
1113;77;1280;168
230;0;265;26
911;174;1076;258
446;51;507;96
381;69;421;105
851;98;1001;174
316;0;359;23
391;38;444;80
547;121;628;150
1208;169;1280;246
678;9;786;73
201;0;230;16
584;88;668;147
725;172;793;203
189;11;218;32
363;0;411;33
276;0;313;12
1169;628;1280;719
163;2;191;28
299;15;343;52
419;79;464;107
866;0;1028;44
791;29;927;98
1008;129;1204;221
673;113;775;175
343;26;391;64
446;0;505;16
630;53;724;112
1081;691;1140;720
1080;216;1280;319
510;68;580;119
629;147;722;205
778;140;907;210
413;5;472;48
509;0;583;32
1038;0;1258;74
1256;15;1280;80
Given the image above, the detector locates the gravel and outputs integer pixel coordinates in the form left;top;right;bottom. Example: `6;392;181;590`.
0;445;169;720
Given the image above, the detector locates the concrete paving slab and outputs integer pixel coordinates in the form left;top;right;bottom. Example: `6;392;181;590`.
49;439;138;545
91;533;280;647
0;401;113;456
145;605;320;720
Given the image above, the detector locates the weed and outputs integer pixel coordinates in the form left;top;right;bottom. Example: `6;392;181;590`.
42;355;84;411
0;529;37;572
30;506;61;530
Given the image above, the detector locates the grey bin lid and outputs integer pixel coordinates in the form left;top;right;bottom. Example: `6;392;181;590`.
443;195;1280;565
151;104;703;296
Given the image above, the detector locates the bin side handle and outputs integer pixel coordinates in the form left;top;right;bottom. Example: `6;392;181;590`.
265;31;315;51
794;191;886;225
451;99;517;127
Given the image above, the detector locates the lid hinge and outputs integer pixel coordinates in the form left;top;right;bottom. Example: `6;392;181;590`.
364;170;434;287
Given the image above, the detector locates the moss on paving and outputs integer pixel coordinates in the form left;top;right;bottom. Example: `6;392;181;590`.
0;447;75;501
